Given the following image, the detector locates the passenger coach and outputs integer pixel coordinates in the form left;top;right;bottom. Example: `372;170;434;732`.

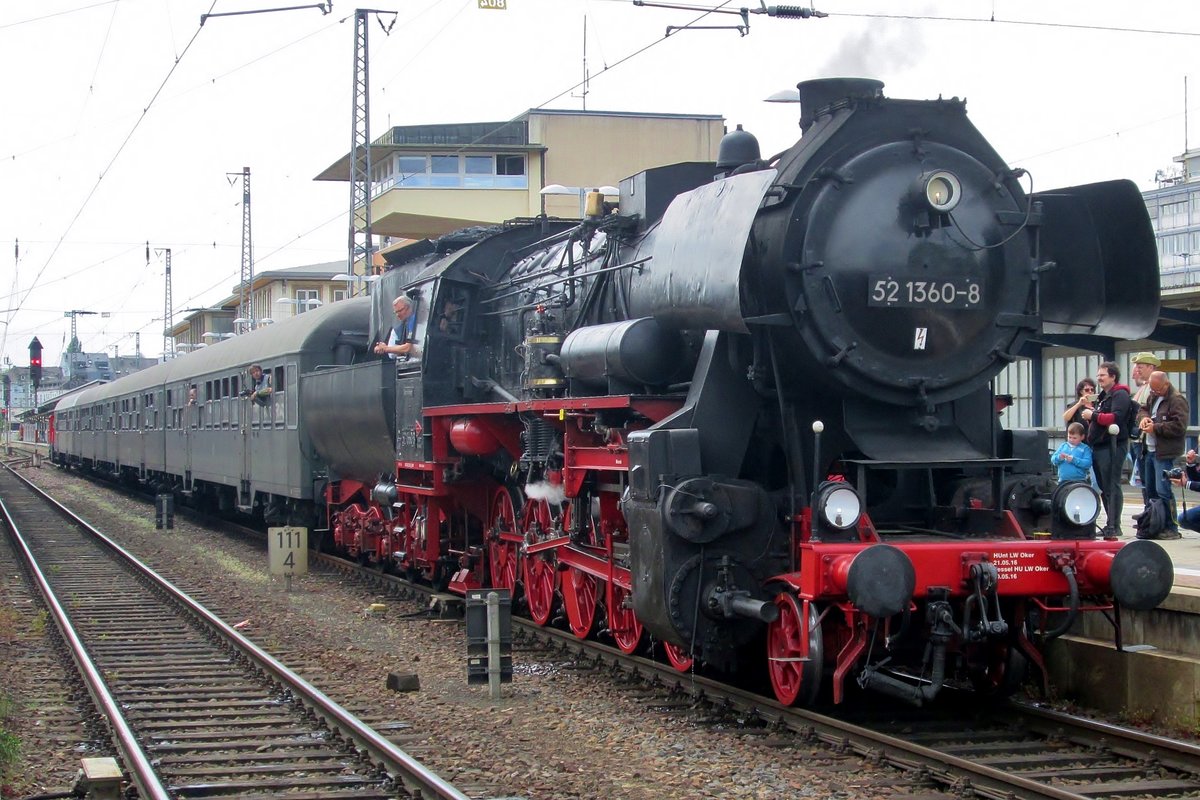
53;298;373;523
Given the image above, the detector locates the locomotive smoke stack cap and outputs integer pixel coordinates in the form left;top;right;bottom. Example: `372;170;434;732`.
797;77;885;131
717;124;761;171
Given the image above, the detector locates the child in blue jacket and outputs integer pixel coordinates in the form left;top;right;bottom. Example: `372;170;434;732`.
1051;422;1093;483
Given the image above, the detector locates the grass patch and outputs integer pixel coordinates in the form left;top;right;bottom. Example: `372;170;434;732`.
208;551;269;585
0;694;19;787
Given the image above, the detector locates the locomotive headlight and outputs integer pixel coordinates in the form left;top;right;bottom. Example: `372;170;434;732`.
1053;481;1101;527
922;170;961;213
814;482;862;531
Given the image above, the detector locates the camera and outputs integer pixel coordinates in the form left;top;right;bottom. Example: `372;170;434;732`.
1164;467;1184;480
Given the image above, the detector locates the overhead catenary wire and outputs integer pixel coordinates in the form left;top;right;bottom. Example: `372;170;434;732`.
8;1;220;324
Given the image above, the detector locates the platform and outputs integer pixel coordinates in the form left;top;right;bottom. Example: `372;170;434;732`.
1048;483;1200;727
1101;483;1200;588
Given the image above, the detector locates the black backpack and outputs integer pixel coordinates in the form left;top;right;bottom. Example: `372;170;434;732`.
1134;498;1167;540
1124;396;1142;436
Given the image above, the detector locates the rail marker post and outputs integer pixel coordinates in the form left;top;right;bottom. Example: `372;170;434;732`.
154;493;174;529
268;526;308;592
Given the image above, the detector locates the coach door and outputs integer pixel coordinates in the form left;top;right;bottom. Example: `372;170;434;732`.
241;372;253;510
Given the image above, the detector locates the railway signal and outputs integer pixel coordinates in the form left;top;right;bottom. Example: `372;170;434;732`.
29;336;42;390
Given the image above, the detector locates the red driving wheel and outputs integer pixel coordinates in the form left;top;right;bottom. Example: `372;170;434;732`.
487;488;520;594
608;583;643;654
563;568;600;638
767;593;824;707
523;554;557;626
663;641;694;672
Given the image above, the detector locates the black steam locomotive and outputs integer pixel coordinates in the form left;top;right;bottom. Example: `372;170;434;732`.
55;78;1174;706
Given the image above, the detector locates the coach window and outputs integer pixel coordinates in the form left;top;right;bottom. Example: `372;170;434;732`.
222;376;231;428
286;364;298;429
274;366;286;427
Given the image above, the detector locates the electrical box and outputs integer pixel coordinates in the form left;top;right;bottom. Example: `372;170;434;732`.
465;588;512;684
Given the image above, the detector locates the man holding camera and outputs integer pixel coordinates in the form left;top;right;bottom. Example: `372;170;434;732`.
1140;370;1188;539
1174;450;1200;534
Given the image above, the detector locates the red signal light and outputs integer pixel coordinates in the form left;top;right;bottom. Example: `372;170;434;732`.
30;356;41;367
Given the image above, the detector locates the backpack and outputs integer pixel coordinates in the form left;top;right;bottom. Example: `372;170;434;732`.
1124;396;1141;437
1134;498;1167;540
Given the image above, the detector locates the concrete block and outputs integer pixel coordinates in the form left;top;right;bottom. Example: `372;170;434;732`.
387;671;421;692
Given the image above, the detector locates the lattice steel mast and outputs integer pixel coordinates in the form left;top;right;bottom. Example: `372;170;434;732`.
348;9;395;290
348;11;373;285
157;244;174;360
236;167;254;329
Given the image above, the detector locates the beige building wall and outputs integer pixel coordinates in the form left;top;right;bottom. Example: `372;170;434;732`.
372;187;530;239
530;112;724;219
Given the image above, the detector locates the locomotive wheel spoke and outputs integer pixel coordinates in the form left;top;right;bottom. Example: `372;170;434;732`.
767;593;823;707
608;584;643;654
663;641;694;672
487;488;520;593
524;554;557;626
563;568;600;639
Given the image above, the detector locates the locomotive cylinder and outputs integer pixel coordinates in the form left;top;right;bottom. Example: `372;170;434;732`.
559;318;689;390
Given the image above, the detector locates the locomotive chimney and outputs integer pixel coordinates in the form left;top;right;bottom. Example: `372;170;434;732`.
797;78;885;132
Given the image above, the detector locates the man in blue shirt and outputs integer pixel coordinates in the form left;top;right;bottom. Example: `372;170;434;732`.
373;296;415;359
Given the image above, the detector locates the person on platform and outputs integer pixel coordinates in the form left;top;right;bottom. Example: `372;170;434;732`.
1081;361;1132;537
1128;352;1160;491
1139;370;1188;539
1051;422;1093;484
1173;449;1200;534
1062;378;1097;430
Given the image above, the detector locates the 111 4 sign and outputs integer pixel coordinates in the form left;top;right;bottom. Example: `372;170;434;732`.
268;526;309;576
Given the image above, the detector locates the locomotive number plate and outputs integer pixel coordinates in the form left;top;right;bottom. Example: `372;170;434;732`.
867;276;983;309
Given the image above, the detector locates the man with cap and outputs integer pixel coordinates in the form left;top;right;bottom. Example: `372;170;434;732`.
1137;370;1188;539
1128;352;1161;495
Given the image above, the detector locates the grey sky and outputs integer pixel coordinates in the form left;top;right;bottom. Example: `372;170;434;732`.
2;0;1196;368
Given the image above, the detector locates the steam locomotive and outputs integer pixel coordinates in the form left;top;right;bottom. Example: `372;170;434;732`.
53;78;1174;707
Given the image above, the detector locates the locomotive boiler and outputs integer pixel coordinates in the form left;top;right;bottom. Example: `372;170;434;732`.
51;77;1175;708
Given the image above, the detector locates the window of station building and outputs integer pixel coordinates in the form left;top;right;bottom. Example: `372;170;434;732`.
995;358;1033;428
1160;200;1188;230
333;288;347;303
393;152;528;189
296;289;320;313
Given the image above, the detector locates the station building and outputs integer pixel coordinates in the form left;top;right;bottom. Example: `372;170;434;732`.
314;108;725;244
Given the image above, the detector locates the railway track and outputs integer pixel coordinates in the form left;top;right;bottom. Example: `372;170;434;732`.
0;464;472;800
322;545;1200;799
22;461;1200;799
